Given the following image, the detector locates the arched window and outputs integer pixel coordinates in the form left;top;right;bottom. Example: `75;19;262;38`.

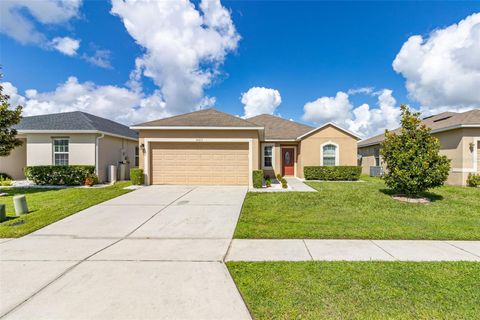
322;143;338;166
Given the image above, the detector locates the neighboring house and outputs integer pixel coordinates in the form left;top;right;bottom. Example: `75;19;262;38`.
358;109;480;186
0;111;138;182
131;108;361;186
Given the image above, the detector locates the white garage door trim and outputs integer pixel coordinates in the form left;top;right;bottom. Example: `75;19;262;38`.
144;138;253;187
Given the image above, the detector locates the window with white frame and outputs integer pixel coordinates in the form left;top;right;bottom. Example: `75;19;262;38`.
53;138;69;165
263;145;273;168
322;144;337;166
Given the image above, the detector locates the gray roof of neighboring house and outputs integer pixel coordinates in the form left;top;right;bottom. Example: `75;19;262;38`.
132;108;262;128
247;114;314;140
358;109;480;148
15;111;138;140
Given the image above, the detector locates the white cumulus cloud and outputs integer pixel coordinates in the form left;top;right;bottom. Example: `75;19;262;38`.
110;0;240;116
2;77;170;125
345;89;401;137
82;48;112;69
347;87;374;95
0;0;82;45
302;89;401;138
241;87;282;118
302;91;352;124
2;82;27;107
393;12;480;113
50;37;80;56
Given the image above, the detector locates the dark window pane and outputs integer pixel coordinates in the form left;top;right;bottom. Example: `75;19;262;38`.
264;157;272;167
264;146;272;156
54;153;69;166
135;147;139;167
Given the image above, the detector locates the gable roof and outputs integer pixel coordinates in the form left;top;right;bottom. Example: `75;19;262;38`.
246;114;314;140
131;108;262;129
358;109;480;147
297;122;362;140
15;111;138;140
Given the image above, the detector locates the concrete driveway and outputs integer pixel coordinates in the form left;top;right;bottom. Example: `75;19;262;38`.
0;185;251;320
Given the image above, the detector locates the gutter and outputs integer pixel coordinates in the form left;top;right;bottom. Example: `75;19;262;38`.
95;133;105;177
129;126;264;130
358;141;382;148
16;130;138;142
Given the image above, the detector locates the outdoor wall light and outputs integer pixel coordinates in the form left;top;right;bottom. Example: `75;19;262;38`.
140;143;146;153
469;142;474;152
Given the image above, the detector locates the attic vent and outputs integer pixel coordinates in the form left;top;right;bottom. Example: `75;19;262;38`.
433;116;452;122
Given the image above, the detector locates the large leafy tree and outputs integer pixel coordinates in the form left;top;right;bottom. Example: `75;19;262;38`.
0;80;23;157
380;105;450;196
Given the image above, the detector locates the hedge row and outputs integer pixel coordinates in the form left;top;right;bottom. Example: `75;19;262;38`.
304;166;362;181
24;165;96;185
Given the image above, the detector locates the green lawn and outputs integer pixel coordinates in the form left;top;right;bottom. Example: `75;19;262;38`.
227;261;480;320
234;176;480;239
0;182;132;238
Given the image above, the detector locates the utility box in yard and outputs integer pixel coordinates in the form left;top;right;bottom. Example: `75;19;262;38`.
108;165;118;183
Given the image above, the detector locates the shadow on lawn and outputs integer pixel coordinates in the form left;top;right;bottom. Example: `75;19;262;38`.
379;188;444;202
0;187;61;196
0;188;50;226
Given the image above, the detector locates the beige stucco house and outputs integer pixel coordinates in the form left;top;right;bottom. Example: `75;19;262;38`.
358;109;480;186
131;108;361;186
0;111;138;182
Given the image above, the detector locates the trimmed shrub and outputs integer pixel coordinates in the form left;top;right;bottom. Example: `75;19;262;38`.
130;168;144;185
467;173;480;187
265;175;272;188
304;166;362;181
0;177;12;186
276;173;283;181
24;165;95;185
84;173;99;186
0;172;12;180
281;177;288;189
253;170;263;188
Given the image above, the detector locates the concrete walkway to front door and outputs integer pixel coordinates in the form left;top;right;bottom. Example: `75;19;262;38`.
0;186;251;320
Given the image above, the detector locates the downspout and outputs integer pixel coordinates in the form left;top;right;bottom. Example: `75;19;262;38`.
95;133;105;177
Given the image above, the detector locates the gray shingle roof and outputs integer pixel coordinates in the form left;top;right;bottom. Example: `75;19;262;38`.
247;114;314;140
358;109;480;147
132;108;261;128
15;111;138;140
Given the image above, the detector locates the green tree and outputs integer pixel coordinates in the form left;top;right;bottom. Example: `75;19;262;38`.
0;81;23;157
380;105;450;196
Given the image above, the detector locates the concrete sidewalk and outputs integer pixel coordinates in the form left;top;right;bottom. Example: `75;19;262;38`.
0;185;251;320
225;239;480;261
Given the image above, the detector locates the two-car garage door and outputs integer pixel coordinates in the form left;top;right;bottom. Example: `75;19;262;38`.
150;142;249;185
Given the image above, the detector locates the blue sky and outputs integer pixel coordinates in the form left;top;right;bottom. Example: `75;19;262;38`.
1;0;479;137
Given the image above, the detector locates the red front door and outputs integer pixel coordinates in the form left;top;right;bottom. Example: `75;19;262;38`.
282;148;295;176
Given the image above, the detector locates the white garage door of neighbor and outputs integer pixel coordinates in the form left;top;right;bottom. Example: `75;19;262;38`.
150;142;249;185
